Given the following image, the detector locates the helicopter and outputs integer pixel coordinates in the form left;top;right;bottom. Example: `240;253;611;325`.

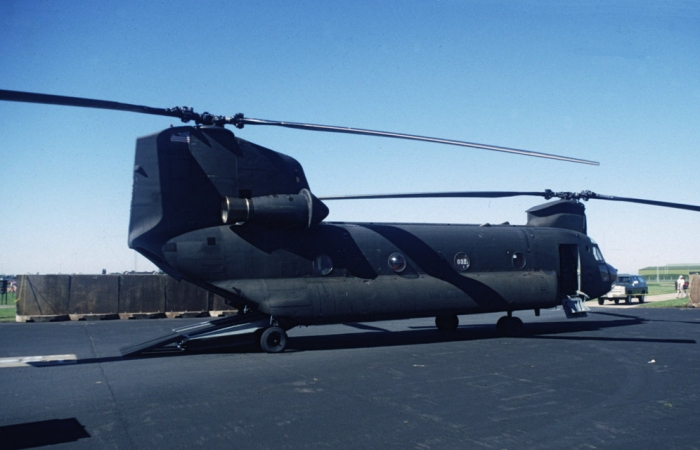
2;89;699;355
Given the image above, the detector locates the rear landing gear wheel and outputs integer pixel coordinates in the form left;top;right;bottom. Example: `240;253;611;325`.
496;316;524;337
260;327;288;353
435;315;459;331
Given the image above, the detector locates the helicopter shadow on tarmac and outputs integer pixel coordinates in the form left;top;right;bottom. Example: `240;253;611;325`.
591;309;700;327
66;311;694;367
285;317;695;353
0;418;91;450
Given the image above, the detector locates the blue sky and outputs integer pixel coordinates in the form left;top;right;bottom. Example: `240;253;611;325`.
1;0;698;275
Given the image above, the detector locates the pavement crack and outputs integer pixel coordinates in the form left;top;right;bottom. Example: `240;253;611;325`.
83;324;138;449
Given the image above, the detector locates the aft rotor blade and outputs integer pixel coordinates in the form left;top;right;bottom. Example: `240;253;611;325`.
0;89;599;165
320;191;549;201
0;89;182;119
239;118;599;166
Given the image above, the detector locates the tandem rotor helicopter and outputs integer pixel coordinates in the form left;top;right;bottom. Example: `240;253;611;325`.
2;89;699;355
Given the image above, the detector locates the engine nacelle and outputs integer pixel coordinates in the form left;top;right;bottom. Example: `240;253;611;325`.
222;189;329;229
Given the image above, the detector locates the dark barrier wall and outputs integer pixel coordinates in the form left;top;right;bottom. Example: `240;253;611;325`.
165;276;209;312
120;275;166;314
17;275;71;316
17;274;235;318
70;275;120;315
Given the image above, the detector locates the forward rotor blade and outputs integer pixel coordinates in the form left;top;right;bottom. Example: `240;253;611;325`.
320;191;549;201
583;193;700;212
239;118;599;166
321;189;700;213
0;89;181;119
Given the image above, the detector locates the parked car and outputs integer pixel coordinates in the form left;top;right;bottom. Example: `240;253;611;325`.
598;274;648;305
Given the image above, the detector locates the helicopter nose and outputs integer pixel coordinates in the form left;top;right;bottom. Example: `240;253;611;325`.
607;264;618;283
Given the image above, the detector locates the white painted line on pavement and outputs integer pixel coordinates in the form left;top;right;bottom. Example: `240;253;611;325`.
0;354;77;368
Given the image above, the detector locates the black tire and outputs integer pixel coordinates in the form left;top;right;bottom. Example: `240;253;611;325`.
598;298;604;305
614;298;619;305
496;316;509;335
260;327;288;353
496;316;523;337
638;295;645;303
625;295;632;304
435;315;459;331
508;317;524;336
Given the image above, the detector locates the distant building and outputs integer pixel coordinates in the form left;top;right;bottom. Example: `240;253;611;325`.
638;264;700;282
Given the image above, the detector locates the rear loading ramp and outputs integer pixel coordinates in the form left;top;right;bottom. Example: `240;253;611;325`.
120;311;271;356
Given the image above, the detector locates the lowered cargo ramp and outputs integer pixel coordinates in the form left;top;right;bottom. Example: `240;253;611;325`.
120;311;272;356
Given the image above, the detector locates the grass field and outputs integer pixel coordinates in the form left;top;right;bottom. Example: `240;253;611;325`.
645;282;677;296
0;293;17;322
638;298;693;309
641;281;695;308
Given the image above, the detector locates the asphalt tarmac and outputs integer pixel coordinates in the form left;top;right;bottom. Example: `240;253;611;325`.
1;305;699;449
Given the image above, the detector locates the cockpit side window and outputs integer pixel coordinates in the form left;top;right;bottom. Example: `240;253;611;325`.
592;245;605;262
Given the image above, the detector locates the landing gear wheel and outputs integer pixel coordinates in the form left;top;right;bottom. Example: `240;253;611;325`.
496;316;508;335
508;317;524;336
260;327;288;353
496;316;524;337
435;315;459;331
598;298;604;305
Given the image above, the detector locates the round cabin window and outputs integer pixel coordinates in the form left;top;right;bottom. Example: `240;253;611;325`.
313;254;334;275
388;252;407;273
511;251;526;269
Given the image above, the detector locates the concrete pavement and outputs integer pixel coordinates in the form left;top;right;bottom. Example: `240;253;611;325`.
1;307;699;449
